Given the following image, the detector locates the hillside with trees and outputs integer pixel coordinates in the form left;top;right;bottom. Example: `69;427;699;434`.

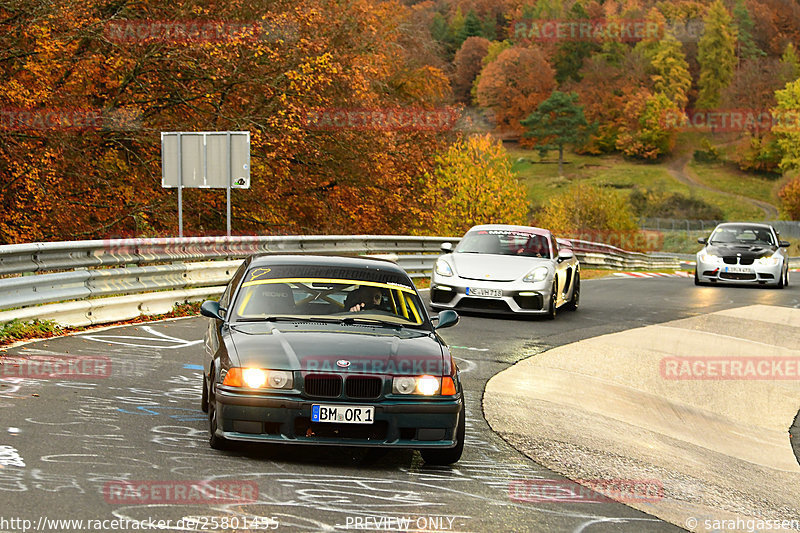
2;0;800;244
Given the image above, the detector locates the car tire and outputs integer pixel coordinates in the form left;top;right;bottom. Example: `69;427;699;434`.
565;272;579;311
786;268;790;288
201;373;209;413
546;280;557;320
778;268;785;289
694;269;701;286
208;375;229;450
420;402;465;466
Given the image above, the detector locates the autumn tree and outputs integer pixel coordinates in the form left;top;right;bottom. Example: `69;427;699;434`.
697;0;738;109
772;78;800;172
778;178;800;220
452;37;490;103
647;32;692;109
475;46;556;134
569;51;650;153
521;91;591;175
536;182;638;235
780;43;800;83
616;91;680;160
0;0;455;242
470;39;511;103
421;135;528;235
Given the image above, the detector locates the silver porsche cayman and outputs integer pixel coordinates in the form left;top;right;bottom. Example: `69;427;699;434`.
430;225;580;318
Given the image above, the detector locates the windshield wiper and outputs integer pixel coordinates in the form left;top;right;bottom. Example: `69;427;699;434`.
235;316;340;324
339;317;403;328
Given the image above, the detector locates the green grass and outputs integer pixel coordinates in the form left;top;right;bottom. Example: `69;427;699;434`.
509;149;677;208
688;160;778;205
509;145;771;221
0;319;62;345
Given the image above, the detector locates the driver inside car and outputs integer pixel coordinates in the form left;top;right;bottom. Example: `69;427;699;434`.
346;286;386;312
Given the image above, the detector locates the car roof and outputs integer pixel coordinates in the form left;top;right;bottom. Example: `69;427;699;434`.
714;223;774;230
466;224;552;236
247;254;408;274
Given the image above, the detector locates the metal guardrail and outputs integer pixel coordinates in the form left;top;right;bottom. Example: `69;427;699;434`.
640;218;800;238
0;235;684;328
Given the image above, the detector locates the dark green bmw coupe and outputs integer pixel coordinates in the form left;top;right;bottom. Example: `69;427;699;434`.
199;254;464;465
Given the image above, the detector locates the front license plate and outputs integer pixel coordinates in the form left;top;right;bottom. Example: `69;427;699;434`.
725;266;753;274
311;404;375;424
466;287;502;297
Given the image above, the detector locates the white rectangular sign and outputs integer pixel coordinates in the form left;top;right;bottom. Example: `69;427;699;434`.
161;131;250;189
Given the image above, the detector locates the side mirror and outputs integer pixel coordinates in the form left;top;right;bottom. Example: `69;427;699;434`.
441;242;453;253
201;300;225;320
697;237;707;244
780;241;790;248
433;310;459;330
557;249;574;261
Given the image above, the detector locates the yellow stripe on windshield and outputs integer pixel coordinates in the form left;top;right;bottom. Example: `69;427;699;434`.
241;278;416;295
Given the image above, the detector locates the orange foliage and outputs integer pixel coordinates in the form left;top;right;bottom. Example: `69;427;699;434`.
475;46;556;135
0;0;453;243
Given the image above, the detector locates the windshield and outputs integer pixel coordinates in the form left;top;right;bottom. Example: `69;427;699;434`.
231;266;427;327
455;229;551;258
709;226;775;246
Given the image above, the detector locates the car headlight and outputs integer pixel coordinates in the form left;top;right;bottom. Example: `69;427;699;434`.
435;258;453;277
392;375;457;396
222;368;293;389
699;252;720;263
755;255;780;266
523;266;549;283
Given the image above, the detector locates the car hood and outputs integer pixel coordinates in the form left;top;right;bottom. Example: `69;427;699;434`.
450;253;550;281
703;243;778;259
227;323;447;375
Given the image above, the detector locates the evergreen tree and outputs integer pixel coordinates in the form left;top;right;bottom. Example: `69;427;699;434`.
552;1;599;83
446;8;466;51
457;10;484;45
522;91;592;175
697;0;738;108
430;13;448;43
732;0;764;61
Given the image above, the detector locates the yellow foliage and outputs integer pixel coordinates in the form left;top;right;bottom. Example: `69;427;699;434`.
535;182;638;234
420;134;529;235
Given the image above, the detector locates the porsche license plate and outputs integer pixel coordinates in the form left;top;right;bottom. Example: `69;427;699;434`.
311;404;374;424
467;287;502;297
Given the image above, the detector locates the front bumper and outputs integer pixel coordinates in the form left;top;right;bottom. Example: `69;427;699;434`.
430;273;550;315
696;257;783;285
214;388;463;448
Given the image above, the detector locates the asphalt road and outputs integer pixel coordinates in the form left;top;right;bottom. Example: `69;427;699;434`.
0;277;798;533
